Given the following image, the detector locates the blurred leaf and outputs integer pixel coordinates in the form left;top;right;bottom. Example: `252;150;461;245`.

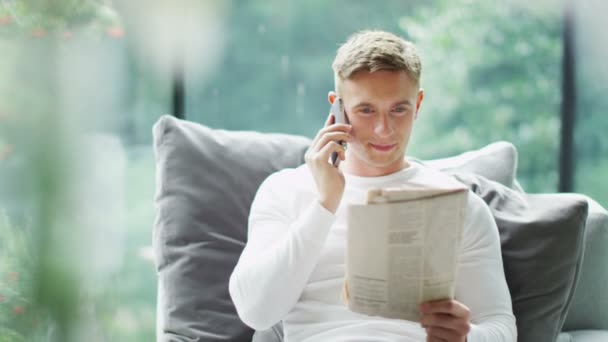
0;327;25;342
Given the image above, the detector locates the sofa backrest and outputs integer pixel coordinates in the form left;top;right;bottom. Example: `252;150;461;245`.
562;196;608;331
152;116;607;340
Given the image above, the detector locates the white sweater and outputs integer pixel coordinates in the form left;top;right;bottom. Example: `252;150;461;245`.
229;162;517;341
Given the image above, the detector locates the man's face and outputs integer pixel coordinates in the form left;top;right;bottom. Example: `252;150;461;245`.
339;70;423;177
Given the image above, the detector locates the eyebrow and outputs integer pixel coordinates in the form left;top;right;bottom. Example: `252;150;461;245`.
352;100;413;108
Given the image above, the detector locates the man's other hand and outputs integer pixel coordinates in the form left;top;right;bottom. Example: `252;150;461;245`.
419;299;471;342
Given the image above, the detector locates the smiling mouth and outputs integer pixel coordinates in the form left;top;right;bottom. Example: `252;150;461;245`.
370;143;397;152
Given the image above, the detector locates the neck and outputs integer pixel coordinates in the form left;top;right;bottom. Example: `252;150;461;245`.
341;157;409;177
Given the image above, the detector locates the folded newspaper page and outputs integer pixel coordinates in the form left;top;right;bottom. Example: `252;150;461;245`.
343;181;468;322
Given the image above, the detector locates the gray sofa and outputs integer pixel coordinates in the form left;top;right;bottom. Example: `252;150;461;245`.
153;115;608;342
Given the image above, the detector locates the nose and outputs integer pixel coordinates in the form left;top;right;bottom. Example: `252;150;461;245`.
374;113;393;137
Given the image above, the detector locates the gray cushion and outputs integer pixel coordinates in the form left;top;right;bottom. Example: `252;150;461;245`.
561;330;608;342
452;173;588;342
563;197;608;331
570;330;608;342
153;115;310;341
557;332;574;342
421;141;519;188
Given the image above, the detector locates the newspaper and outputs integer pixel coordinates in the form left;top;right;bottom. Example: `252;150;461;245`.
343;181;468;322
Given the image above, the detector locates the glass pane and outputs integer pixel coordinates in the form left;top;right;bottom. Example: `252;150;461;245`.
188;0;563;193
574;0;608;207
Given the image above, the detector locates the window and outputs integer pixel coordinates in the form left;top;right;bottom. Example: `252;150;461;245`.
186;1;564;193
0;1;605;340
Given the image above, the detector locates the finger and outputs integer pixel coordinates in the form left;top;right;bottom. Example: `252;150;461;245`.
421;313;471;335
320;123;352;136
306;132;347;162
310;115;334;146
426;335;447;342
332;149;346;165
420;300;470;318
313;132;352;152
317;141;345;164
425;325;458;341
310;122;351;149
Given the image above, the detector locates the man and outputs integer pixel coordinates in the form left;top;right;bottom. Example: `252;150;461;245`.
229;30;516;342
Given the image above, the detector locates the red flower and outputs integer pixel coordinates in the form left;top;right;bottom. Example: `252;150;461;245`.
0;15;11;26
106;27;125;39
7;271;19;282
13;306;25;315
31;29;47;38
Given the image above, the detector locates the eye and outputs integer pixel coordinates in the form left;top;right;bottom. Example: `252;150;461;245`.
359;107;374;114
392;106;410;115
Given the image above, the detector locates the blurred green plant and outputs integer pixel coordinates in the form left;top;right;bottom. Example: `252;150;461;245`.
0;20;81;341
0;211;55;341
0;0;122;38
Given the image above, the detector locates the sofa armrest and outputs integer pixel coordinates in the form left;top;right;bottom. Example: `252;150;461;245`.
563;196;608;331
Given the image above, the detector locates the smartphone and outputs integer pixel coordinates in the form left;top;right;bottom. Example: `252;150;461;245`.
330;97;348;167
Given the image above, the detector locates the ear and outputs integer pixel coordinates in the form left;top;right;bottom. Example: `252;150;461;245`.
414;88;424;119
328;91;337;105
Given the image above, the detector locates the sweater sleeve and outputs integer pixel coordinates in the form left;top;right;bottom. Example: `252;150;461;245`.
457;192;517;342
229;170;336;330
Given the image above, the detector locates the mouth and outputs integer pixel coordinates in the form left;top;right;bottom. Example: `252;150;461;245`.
369;143;397;152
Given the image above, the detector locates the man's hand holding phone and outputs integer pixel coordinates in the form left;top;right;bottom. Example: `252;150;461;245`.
304;107;352;214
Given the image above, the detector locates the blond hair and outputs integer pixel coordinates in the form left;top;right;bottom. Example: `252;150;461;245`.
332;30;422;95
